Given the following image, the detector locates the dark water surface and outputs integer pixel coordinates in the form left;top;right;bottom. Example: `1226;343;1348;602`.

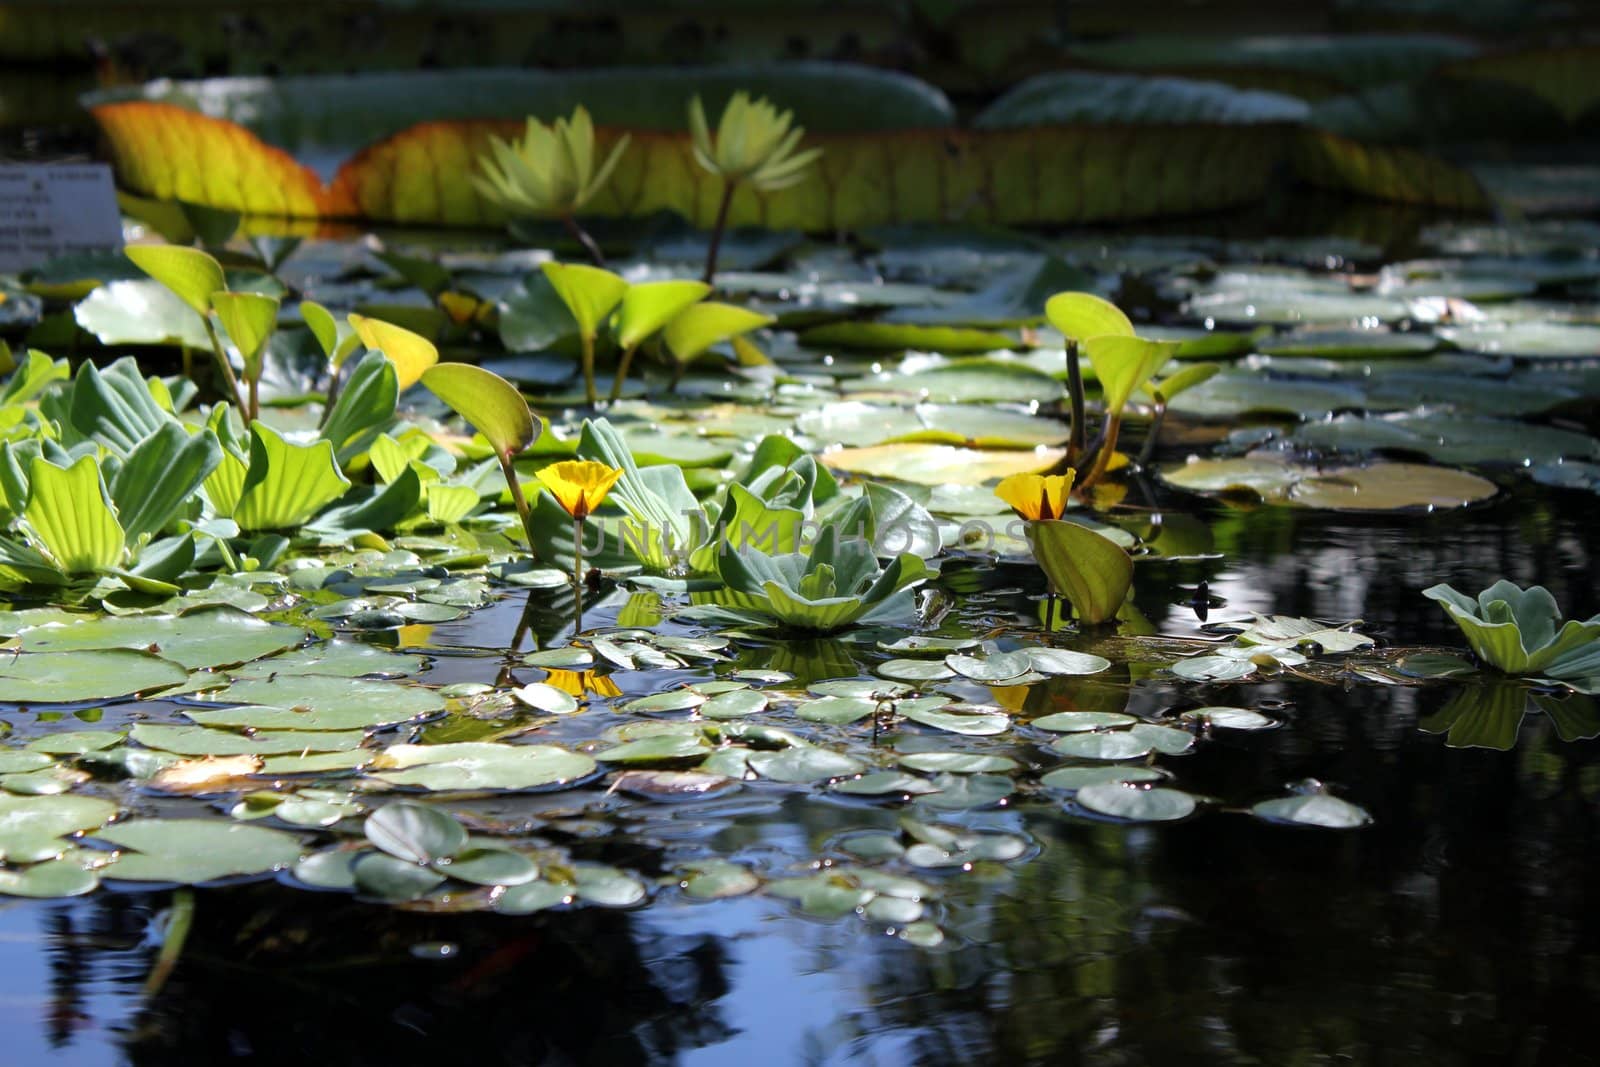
2;481;1596;1067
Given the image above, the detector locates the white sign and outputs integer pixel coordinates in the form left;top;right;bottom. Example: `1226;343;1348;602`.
0;164;123;273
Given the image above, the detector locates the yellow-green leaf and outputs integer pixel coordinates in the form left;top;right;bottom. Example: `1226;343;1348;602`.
1083;335;1179;415
662;302;775;366
1025;519;1133;625
348;313;438;390
420;363;537;458
425;484;479;524
210;290;280;374
125;245;226;318
234;423;351;531
1044;292;1134;344
22;455;125;574
615;279;710;350
540;262;627;341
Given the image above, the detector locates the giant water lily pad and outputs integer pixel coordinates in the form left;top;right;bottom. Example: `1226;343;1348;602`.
95;818;305;882
0;649;189;704
822;443;1067;485
12;608;308;670
371;743;596;791
1161;453;1496;510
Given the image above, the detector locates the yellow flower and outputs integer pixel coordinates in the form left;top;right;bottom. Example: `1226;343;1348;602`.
688;92;822;192
542;669;623;700
995;471;1075;520
536;460;623;521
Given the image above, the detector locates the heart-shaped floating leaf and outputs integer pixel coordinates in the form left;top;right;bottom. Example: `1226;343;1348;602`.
348;313;439;390
125;245;225;318
1083;335;1178;415
616;279;710;350
210;291;279;374
420;363;537;458
0;794;120;863
1025;519;1134;625
1044;291;1134;343
541;261;628;341
0;649;187;704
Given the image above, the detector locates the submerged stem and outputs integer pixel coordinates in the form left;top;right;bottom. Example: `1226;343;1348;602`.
318;362;344;431
702;180;737;286
142;888;195;1001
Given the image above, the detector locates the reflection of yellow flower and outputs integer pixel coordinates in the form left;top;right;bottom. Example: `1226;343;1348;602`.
536;460;623;521
542;669;623;700
995;471;1075;520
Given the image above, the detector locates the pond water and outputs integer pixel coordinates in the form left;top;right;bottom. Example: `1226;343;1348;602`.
1;478;1594;1066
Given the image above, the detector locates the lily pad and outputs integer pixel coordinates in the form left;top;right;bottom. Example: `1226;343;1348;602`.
371;743;596;791
1076;781;1197;821
12;608;307;670
95;818;304;883
0;650;188;704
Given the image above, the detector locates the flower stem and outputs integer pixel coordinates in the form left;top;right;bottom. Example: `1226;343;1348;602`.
561;213;606;268
202;317;248;422
141;888;194;1001
702;180;736;286
1078;412;1123;494
572;515;585;630
318;361;344;430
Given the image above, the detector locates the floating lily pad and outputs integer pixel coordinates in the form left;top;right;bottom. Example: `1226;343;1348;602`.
371;743;597;791
1251;792;1373;828
821;443;1067;486
0;852;103;898
96;818;304;883
1161;453;1497;511
746;747;866;783
1041;765;1166;791
12;608;307;670
0;650;188;704
901;706;1011;736
1180;706;1278;730
198;675;447;721
897;752;1020;774
0;794;120;863
131;724;366;756
1076;781;1197;821
1032;711;1138;732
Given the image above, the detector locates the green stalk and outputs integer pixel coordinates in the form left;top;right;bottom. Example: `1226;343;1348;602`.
499;452;539;556
572;515;585;630
608;342;640;403
141;888;195;1001
1079;412;1123;493
702;180;737;286
1065;339;1086;462
580;331;598;408
201;317;248;421
561;213;606;268
1137;401;1168;468
317;361;344;430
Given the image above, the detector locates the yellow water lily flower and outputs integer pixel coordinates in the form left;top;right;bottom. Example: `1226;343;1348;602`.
995;471;1075;521
537;460;623;521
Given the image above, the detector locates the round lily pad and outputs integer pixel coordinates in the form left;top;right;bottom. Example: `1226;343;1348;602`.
95;818;305;883
1076;781;1197;821
0;649;188;704
372;743;597;791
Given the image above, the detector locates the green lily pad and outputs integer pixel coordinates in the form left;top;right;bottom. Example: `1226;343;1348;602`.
0;794;120;863
365;801;466;864
1032;711;1138;732
131;724;366;756
1180;706;1278;730
1041;765;1166;791
95;818;304;883
371;743;596;791
1251;792;1373;828
897;752;1020;774
0;852;103;898
198;675;447;721
901;706;1011;736
746;747;867;783
0;649;188;704
12;607;307;670
1076;781;1197;821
